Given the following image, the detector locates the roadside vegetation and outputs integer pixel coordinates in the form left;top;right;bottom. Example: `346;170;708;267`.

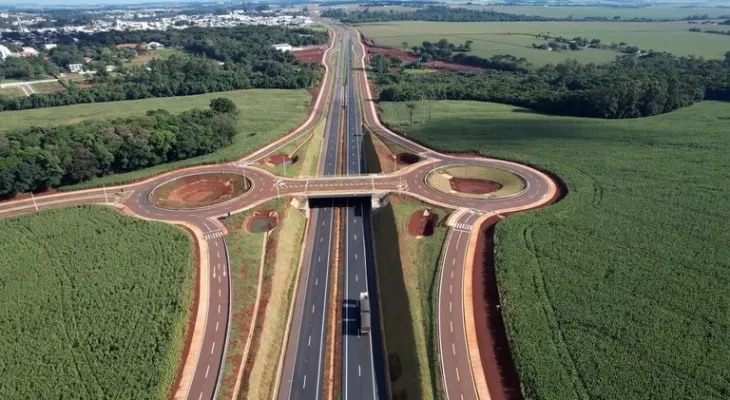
380;99;730;399
0;99;239;198
370;196;450;400
0;206;194;400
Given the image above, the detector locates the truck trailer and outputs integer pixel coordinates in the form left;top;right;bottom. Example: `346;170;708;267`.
359;292;371;335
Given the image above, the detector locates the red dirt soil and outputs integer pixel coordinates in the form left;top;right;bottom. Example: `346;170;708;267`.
363;40;485;73
395;152;419;165
169;179;233;205
268;153;295;167
450;178;502;195
293;46;326;64
133;53;161;63
470;178;563;400
407;209;437;237
168;225;201;400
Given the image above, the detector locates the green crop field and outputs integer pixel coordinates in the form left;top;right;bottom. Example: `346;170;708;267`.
456;5;730;19
0;206;194;400
0;89;310;190
357;21;730;64
381;100;730;399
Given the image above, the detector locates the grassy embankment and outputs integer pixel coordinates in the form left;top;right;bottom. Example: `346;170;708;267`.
381;100;730;399
356;20;730;65
363;131;450;399
0;89;310;189
0;206;193;400
217;197;307;400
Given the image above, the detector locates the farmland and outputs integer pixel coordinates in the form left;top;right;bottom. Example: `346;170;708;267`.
0;89;310;190
356;20;730;64
380;100;730;399
0;206;194;400
456;5;730;20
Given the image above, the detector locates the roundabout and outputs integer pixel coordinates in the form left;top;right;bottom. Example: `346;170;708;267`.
425;164;527;199
149;172;251;210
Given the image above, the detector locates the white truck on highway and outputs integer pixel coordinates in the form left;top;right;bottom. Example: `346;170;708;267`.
359;292;370;335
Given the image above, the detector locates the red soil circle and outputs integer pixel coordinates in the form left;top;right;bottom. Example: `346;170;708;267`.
151;173;249;209
396;152;420;165
245;211;279;233
449;178;502;195
407;208;437;237
268;153;295;167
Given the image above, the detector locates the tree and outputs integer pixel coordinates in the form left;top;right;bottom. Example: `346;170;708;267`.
210;97;238;114
725;50;730;67
406;103;417;127
401;41;408;52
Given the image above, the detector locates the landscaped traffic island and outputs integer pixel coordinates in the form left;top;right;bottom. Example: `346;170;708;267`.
150;173;251;210
426;165;526;199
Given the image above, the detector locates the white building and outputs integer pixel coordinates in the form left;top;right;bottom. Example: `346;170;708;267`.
272;43;292;52
0;44;11;60
19;47;38;56
67;63;84;73
44;43;57;50
147;41;165;49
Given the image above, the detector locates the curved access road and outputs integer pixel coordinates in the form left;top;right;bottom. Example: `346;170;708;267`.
0;24;559;400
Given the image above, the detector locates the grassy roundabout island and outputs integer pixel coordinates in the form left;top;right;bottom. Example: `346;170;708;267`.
426;165;526;199
150;173;251;210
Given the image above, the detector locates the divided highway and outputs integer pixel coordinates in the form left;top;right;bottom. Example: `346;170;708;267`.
342;37;387;400
277;27;344;400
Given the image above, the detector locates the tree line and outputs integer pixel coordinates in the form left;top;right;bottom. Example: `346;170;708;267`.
321;6;728;24
0;26;328;111
0;98;238;198
373;51;730;119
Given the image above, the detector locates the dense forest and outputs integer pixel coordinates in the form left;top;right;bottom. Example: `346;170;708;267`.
0;98;238;198
373;51;730;119
0;26;328;112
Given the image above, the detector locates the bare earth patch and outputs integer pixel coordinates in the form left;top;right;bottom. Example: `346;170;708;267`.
267;153;296;167
151;173;250;210
449;177;502;195
293;46;325;64
407;208;437;237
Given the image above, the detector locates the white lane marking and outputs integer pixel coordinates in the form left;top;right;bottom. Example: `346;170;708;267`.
303;375;307;389
312;304;315;313
450;302;452;312
452;258;456;266
216;321;219;332
452;343;456;355
198;393;203;400
359;365;362;377
308;336;312;347
205;364;210;378
218;275;221;283
218;304;221;314
450;285;453;294
456;367;460;382
451;270;454;279
211;342;216;354
215;241;219;248
355;274;358;282
320;237;323;243
354;234;357;241
218;288;221;297
450;321;453;333
315;278;319;286
217;252;221;258
318;256;321;262
322;220;325;226
355;253;358;260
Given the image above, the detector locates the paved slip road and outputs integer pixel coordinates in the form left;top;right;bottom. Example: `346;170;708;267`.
0;24;558;400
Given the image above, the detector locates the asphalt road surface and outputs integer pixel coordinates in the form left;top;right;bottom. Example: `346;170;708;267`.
341;38;388;400
277;27;345;400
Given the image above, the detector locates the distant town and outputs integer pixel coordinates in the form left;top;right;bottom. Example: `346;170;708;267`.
0;7;313;60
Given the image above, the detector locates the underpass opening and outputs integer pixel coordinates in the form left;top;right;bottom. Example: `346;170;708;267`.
308;195;372;211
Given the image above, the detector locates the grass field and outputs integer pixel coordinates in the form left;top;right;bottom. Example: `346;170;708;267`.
31;80;65;93
0;89;310;190
380;100;730;399
0;206;194;400
457;5;730;19
356;20;730;64
217;206;267;400
0;86;26;98
371;196;450;400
